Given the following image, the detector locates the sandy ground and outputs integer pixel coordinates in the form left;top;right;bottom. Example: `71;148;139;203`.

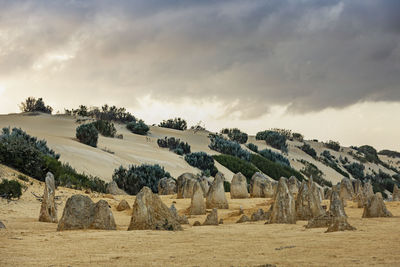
1;165;400;267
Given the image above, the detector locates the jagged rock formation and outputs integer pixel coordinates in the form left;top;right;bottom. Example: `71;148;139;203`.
158;177;177;195
230;172;249;199
251;208;270;221
57;195;116;231
170;204;189;224
128;187;182;231
176;173;197;199
353;180;362;196
190;181;206;215
393;184;400;201
198;176;211;197
340;177;354;201
106;181;127;195
206;172;229;209
288;176;300;196
269;177;296;224
39;172;58;223
362;193;393;218
236;215;250;223
116;199;131;211
249;172;274;198
203;208;218;226
354;181;374;208
326;216;356;232
295;178;325;220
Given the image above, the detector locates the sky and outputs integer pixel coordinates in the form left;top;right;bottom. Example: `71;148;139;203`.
0;0;399;151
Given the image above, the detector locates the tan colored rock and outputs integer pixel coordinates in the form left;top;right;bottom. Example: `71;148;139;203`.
362;193;393;218
326;216;356;233
288;176;300;195
203;208;218;226
0;221;5;229
206;172;229;209
190;181;206;215
176;173;196;199
236;215;251;223
251;208;270;221
269;177;296;224
57;195;116;231
170;204;189;224
339;178;354;201
325;187;332;200
158;177;176;195
330;187;347;218
353;179;362;195
106;181;127;195
198;176;211;197
295;178;325;220
39;172;58;223
249;172;274;198
230;172;249;199
128;187;182;231
116;199;131;211
355;181;375;208
392;184;400;201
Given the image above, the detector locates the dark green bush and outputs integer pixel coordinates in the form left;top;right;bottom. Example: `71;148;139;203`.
112;164;171;195
213;154;258;183
344;162;365;179
157;137;191;155
319;151;349;178
224;181;231;192
358;145;381;164
91;120;117;137
159;118;187;131
258;149;290;166
221;128;248;144
76;123;98;147
299;143;317;158
251;154;304;182
299;160;332;187
0;179;22;199
324;140;340;151
246;143;258;153
255;130;288;152
20;97;53;114
184;152;218;177
292;132;304;141
365;170;399;198
378;149;400;159
17;174;29;182
127;120;149;135
209;136;250;161
69;104;136;124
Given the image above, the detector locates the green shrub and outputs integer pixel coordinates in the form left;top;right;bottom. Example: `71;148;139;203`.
224;181;231;192
358;145;381;164
0;179;23;199
246;143;258;153
213;154;258;183
292;132;304;141
159;118;187;131
184;152;218;177
157;137;191;155
299;143;317;158
365;170;399;198
17;174;29;182
299;160;332;187
258;149;290;166
344;162;365;179
209;136;250;161
255;130;288;152
251;154;304;182
91;120;117;137
324;140;340;151
378;149;400;159
20;97;53;114
70;104;136;124
221;128;248;144
127;120;149;135
112;164;171;195
320;151;349;178
76;123;98;147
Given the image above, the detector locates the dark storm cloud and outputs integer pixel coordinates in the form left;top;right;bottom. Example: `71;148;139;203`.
0;0;399;118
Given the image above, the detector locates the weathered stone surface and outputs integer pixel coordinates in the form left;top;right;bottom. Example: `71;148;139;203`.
0;221;5;229
190;182;206;215
295;178;325;220
269;177;296;224
128;187;182;231
158;177;177;195
219;219;224;224
339;178;354;201
324;188;332;200
170;204;189;224
176;173;196;199
362;193;393;218
251;208;270;221
249;172;274;198
392;184;400;201
206;172;229;209
305;212;334;228
354;181;375;208
39;172;58;223
106;181;127;195
353;180;362;196
288;176;300;195
230;172;249;199
57;195;116;231
326;216;356;233
236;215;250;223
116;199;131;211
203;208;218;226
330;187;347;218
193;221;201;226
198;176;210;197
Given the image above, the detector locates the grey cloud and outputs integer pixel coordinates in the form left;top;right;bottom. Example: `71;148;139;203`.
0;0;399;118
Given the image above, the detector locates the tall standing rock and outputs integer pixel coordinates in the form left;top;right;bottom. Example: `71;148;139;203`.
39;172;58;223
176;173;196;199
106;181;127;195
295;178;325;220
190;181;206;215
325;187;356;232
197;176;211;197
206;172;229;209
288;176;300;196
57;195;116;231
128;187;182;231
353;180;362;196
158;177;177;195
203;208;218;226
269;177;296;224
230;172;249;199
250;172;274;198
392;184;400;201
362;193;393;218
355;181;374;208
339;178;354;201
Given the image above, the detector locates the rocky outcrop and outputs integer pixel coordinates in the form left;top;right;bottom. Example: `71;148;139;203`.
158;178;177;195
251;208;270;221
57;195;116;231
354;181;374;208
203;208;218;226
128;187;182;231
198;176;210;197
116;199;131;211
325;187;355;232
230;172;249;199
288;176;300;195
269;177;296;224
392;184;400;201
326;216;356;233
206;172;229;209
170;204;189;224
176;173;197;199
39;172;58;223
106;181;127;195
236;215;251;223
0;221;5;229
362;193;393;218
190;181;206;215
324;188;332;200
353;180;362;196
339;178;354;201
295;178;325;220
249;172;274;198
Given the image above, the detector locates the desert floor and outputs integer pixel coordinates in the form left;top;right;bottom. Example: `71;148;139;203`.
1;165;400;267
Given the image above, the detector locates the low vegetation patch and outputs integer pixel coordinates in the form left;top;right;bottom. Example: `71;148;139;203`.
358;145;381;164
209;135;250;161
0;179;23;199
299;143;317;158
344;162;365;180
66;104;136;124
299;160;332;187
255;130;288;152
20;97;53;114
184;152;218;177
127;120;150;135
246;143;258;153
159;118;187;131
221;128;248;144
320;150;349;178
258;149;290;166
213;154;258;183
324;140;341;151
76;123;99;147
378;149;400;159
91;120;117;137
157;137;191;155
